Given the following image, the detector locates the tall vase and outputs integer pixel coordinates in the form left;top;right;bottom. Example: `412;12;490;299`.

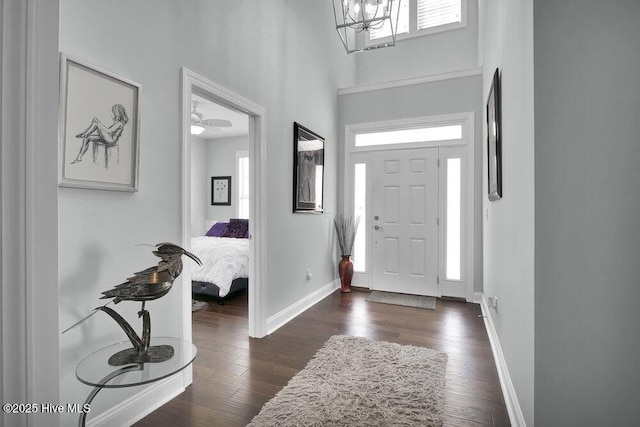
338;255;354;293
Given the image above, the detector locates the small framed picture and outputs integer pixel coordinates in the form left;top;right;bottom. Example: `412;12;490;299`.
211;176;231;205
58;54;141;192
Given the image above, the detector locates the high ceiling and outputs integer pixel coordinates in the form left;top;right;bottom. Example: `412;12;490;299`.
191;94;249;140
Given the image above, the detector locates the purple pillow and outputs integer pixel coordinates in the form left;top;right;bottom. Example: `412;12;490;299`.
205;222;228;237
221;218;249;239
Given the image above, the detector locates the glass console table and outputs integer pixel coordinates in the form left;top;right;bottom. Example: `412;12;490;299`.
76;337;196;427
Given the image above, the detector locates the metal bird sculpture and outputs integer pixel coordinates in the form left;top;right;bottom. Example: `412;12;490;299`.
63;243;202;365
100;242;201;304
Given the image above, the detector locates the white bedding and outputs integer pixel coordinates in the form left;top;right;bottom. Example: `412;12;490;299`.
190;236;249;297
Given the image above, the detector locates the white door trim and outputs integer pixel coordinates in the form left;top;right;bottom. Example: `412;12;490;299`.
2;1;61;425
344;112;475;301
181;68;268;338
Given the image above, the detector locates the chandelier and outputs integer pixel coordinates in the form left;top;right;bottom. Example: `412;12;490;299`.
332;0;401;54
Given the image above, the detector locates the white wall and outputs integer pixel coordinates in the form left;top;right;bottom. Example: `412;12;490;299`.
58;0;355;425
479;0;535;424
353;0;478;86
205;136;249;223
534;1;640;425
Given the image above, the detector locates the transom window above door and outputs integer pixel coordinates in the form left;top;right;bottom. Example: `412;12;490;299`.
355;124;462;147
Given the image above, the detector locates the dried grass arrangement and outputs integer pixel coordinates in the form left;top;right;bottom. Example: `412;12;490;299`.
333;215;360;256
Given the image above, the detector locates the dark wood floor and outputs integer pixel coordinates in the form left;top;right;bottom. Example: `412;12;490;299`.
135;288;510;426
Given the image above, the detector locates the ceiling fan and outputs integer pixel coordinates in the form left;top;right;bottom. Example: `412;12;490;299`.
190;101;232;135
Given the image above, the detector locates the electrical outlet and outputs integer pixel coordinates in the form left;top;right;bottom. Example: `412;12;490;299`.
306;269;312;281
488;296;498;312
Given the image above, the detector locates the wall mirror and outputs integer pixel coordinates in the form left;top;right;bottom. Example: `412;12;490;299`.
293;122;324;213
487;68;502;201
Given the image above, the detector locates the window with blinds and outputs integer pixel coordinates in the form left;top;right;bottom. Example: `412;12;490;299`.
369;0;464;42
418;0;462;31
370;0;409;41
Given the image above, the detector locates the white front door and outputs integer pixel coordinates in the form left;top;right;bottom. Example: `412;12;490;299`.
371;148;439;296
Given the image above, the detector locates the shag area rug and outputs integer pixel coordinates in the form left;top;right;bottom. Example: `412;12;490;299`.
247;335;448;427
366;291;436;310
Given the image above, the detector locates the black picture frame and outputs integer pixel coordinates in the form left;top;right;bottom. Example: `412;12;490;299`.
293;122;324;213
211;176;231;205
487;68;502;201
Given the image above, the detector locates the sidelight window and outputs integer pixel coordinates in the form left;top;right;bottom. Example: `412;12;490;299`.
353;163;367;272
445;157;461;281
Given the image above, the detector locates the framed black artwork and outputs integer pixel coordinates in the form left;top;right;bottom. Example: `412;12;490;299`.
211;176;231;205
293;122;324;213
487;68;502;201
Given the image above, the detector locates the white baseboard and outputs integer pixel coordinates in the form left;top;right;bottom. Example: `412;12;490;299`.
267;279;340;335
87;370;190;427
476;292;526;427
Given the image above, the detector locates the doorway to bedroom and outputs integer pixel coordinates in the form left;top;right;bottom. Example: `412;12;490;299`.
189;94;250;308
182;68;267;340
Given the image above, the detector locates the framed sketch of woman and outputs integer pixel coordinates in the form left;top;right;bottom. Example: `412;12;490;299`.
59;54;141;191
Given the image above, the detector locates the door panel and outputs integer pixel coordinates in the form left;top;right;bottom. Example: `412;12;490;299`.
384;237;399;274
371;148;439;296
409;238;425;276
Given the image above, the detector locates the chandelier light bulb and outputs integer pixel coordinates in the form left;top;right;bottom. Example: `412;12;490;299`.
365;3;375;16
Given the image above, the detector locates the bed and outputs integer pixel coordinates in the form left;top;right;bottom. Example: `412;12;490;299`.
191;219;249;304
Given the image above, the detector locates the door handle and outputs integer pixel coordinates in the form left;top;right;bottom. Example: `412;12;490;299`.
374;225;383;231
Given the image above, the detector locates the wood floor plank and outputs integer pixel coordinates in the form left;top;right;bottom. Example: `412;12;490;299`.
135;289;510;426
